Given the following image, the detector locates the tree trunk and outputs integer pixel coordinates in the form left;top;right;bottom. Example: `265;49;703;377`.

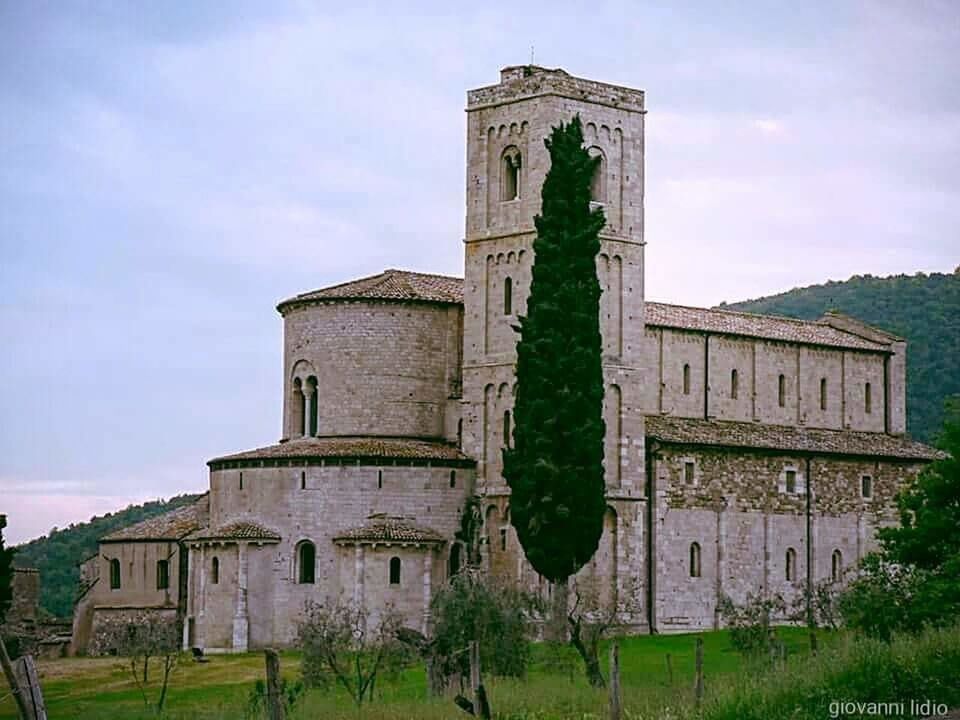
548;580;569;642
569;614;605;688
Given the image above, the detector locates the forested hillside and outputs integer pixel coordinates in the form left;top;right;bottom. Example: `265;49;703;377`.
13;493;200;618
722;269;960;444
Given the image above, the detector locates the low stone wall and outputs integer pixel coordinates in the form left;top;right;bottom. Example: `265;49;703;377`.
88;607;179;656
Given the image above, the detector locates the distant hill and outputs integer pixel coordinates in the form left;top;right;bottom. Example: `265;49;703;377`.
13;493;201;618
722;269;960;444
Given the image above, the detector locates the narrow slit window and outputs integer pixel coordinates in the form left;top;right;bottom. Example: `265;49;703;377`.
731;369;739;399
389;556;401;585
449;470;456;488
689;542;701;578
109;558;121;590
861;475;872;499
211;556;220;585
156;560;169;590
831;550;843;582
300;471;306;490
684;461;695;485
239;472;243;490
786;548;797;582
682;364;691;395
306;376;319;436
503;410;511;447
457;418;463;447
504;276;513;315
785;469;797;494
500;527;507;552
865;382;872;414
377;470;383;489
293;378;305;437
820;378;828;411
778;374;786;407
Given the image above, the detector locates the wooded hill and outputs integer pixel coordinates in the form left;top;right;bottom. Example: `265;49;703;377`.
13;493;200;618
722;269;960;445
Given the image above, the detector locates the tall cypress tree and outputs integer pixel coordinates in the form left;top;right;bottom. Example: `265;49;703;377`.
503;115;607;591
0;516;14;626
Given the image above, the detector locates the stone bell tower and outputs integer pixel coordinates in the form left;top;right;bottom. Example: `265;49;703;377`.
460;65;647;494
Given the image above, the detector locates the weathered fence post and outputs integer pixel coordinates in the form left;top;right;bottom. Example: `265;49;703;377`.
0;635;30;720
609;642;621;720
665;652;674;686
469;640;480;708
694;637;704;708
809;631;818;656
264;648;285;720
13;656;46;720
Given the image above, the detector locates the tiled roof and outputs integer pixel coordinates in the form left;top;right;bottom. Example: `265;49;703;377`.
208;436;474;466
645;416;943;461
645;302;892;352
334;515;445;545
277;269;464;311
101;494;210;542
187;521;281;542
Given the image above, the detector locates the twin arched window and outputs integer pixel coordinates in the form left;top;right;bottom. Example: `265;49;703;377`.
389;556;401;585
109;558;121;590
501;147;521;201
293;376;320;437
689;542;701;578
298;541;316;584
588;146;606;203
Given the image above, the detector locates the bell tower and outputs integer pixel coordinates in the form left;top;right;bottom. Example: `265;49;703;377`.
460;65;647;496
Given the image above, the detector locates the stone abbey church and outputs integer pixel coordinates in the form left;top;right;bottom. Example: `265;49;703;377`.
72;66;939;654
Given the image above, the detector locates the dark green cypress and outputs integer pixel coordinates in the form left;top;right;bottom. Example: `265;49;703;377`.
0;516;15;626
503;115;607;584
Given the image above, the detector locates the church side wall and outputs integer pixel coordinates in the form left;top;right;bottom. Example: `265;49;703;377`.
649;446;922;633
93;541;182;610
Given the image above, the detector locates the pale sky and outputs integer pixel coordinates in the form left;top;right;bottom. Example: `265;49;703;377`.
2;2;958;545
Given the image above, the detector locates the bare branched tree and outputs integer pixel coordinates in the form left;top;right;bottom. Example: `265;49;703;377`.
102;616;181;713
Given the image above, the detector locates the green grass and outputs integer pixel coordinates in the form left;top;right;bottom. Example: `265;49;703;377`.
3;626;954;720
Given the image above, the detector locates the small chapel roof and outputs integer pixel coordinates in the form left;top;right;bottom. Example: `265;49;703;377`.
277;269;464;312
333;515;446;546
645;416;944;461
187;521;281;543
208;436;474;468
100;494;210;543
644;302;892;352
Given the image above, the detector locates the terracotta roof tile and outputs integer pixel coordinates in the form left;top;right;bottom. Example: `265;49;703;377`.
101;494;210;542
278;269;463;311
208;436;473;466
187;521;281;542
645;416;943;460
645;302;891;352
334;515;445;545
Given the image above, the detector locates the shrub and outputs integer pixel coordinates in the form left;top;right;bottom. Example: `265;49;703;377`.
717;592;786;658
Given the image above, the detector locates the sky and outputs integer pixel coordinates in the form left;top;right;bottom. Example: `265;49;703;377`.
1;2;958;545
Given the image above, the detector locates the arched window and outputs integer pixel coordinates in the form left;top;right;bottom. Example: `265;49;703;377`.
109;558;121;590
504;276;513;315
689;542;701;578
831;550;843;582
293;378;305;437
731;369;739;399
211;556;220;585
786;548;797;582
500;147;521;201
865;382;872;414
389;556;401;585
503;410;511;447
306;376;318;436
298;541;316;584
820;378;828;411
449;470;456;488
448;543;462;578
682;364;691;395
588;146;606;203
156;560;169;590
778;374;786;407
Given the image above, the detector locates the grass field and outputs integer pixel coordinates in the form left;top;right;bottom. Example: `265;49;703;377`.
0;627;830;720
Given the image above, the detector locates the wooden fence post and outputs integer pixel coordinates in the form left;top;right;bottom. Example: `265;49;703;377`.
809;631;818;656
0;635;30;720
694;637;704;708
665;652;674;686
609;642;621;720
13;656;46;720
264;648;284;720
